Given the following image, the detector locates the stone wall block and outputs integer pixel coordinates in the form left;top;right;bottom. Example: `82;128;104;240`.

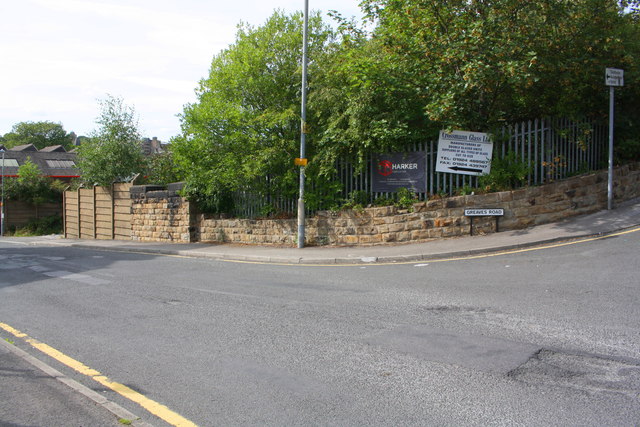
125;163;639;246
445;197;464;208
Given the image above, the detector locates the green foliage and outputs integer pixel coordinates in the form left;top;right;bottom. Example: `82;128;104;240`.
2;121;74;150
479;152;531;192
172;11;335;207
77;96;146;186
9;215;63;237
183;187;234;215
372;195;394;206
171;2;640;216
341;190;369;210
359;0;640;129
615;138;640;162
394;187;418;210
310;15;436;175
142;151;181;186
303;175;343;212
456;185;477;196
4;158;64;205
259;203;277;218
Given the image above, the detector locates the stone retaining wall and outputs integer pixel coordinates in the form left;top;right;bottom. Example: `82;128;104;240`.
195;163;640;246
131;183;194;243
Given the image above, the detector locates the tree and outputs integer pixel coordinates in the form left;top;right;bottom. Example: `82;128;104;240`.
358;0;640;130
76;96;146;187
4;158;65;205
143;151;181;186
309;12;437;175
172;11;335;211
2;121;75;150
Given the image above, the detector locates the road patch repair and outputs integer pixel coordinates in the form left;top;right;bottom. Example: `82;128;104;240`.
366;324;640;396
366;325;539;374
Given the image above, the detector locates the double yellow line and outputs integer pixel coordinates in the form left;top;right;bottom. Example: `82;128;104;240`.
0;322;197;427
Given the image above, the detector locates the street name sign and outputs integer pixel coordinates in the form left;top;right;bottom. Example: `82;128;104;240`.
464;208;504;236
605;68;624;87
464;208;504;216
436;130;493;176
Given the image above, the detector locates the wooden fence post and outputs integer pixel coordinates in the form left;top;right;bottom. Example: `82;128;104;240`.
111;183;115;240
93;185;97;239
77;187;81;238
63;190;67;238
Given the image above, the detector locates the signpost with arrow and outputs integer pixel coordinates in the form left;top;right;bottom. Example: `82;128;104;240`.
606;68;624;210
436;130;493;176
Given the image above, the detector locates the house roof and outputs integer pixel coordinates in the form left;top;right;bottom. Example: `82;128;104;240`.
0;148;79;179
9;143;38;152
39;145;67;153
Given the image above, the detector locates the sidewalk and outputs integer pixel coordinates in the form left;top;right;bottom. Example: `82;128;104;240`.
0;338;151;427
4;197;640;264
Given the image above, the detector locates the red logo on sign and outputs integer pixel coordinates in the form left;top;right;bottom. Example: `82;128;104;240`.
377;160;393;177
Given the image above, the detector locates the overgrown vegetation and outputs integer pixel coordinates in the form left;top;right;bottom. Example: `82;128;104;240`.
170;1;640;214
4;158;66;205
2;159;65;236
479;152;532;192
7;215;63;237
4;3;638;220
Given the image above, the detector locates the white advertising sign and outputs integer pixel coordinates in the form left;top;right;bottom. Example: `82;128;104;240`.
436;130;493;176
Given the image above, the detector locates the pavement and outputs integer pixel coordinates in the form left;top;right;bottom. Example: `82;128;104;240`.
3;197;640;265
0;338;151;427
0;197;639;427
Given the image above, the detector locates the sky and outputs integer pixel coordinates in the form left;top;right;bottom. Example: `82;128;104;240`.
1;0;364;142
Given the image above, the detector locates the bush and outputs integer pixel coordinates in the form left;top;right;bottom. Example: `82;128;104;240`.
615;139;640;163
341;190;369;210
394;187;418;210
10;215;63;236
187;189;235;215
479;152;531;192
4;158;64;205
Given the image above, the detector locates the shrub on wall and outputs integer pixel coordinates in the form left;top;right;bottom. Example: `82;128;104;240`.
479;152;532;192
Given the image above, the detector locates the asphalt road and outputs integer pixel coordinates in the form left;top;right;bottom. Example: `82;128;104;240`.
1;230;639;426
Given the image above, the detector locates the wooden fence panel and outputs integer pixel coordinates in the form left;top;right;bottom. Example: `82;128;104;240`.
64;191;79;238
78;188;95;238
63;183;133;240
113;184;132;239
5;201;62;230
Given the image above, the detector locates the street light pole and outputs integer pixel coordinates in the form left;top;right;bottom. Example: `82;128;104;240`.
1;148;5;237
297;0;309;249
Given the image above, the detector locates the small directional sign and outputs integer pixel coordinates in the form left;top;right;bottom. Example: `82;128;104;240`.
606;68;624;87
436;130;493;176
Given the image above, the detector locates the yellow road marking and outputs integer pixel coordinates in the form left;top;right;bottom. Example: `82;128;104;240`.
60;226;640;268
0;322;197;427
